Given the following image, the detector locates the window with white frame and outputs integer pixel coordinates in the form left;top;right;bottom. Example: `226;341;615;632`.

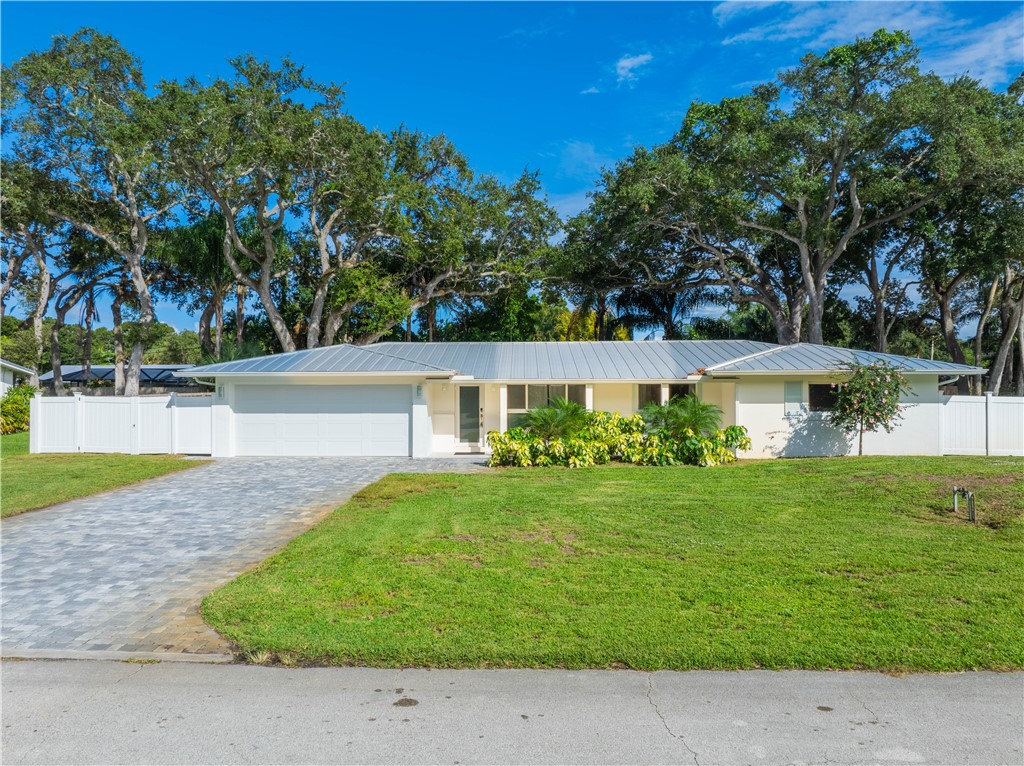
507;384;587;428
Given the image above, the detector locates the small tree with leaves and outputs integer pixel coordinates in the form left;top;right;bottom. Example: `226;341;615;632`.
828;362;912;456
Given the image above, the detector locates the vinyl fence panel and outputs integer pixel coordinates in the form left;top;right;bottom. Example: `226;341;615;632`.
30;393;212;455
941;394;1024;457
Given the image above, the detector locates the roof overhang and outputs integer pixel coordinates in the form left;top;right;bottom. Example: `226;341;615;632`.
0;359;36;375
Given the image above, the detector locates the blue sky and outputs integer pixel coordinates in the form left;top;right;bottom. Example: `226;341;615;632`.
3;1;1022;330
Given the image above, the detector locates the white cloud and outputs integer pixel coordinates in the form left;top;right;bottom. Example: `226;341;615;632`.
616;52;653;83
712;1;784;26
559;141;613;180
721;1;958;47
928;8;1024;86
716;1;1023;87
580;86;600;95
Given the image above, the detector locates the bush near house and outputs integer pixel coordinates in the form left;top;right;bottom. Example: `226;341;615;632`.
488;397;751;468
1;385;38;435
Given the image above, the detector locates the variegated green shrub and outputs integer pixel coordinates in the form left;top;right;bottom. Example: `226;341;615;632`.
487;410;750;468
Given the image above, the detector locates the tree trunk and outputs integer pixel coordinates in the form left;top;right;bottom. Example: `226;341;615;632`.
198;297;217;355
49;320;66;397
111;289;126;396
972;278;1000;395
806;288;825;346
987;277;1024;395
1015;308;1024;396
82;289;94;384
235;283;246;346
28;249;52;388
253;276;295;352
122;246;157;398
426;300;437;342
214;295;224;359
933;285;969;394
595;294;607;341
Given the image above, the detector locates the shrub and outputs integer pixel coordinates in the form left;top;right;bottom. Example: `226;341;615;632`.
520;398;590;441
640;395;724;439
1;384;39;435
487;407;750;469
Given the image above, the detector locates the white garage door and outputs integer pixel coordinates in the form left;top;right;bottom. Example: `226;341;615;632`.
233;384;411;457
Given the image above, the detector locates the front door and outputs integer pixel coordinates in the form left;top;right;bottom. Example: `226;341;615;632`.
458;386;482;448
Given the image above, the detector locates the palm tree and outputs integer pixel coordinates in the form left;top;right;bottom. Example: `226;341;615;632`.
521;398;590;441
614;286;720;340
155;213;236;359
641;395;723;438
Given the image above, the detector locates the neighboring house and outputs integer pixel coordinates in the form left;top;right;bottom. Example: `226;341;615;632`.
175;341;987;459
39;365;203;395
0;358;35;394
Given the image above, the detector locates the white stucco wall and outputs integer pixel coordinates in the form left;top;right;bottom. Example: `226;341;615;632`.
592;383;635;415
427;380;457;454
698;380;737;428
734;374;943;459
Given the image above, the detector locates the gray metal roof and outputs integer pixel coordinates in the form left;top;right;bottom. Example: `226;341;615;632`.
178;344;453;377
705;343;986;375
176;340;985;381
370;341;777;380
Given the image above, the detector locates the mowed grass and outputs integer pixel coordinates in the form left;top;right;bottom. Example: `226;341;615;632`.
203;457;1024;671
1;431;201;518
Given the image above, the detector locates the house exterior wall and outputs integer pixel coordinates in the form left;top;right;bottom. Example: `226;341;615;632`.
592;383;635;415
427;380;457;454
1;367;14;395
734;374;943;459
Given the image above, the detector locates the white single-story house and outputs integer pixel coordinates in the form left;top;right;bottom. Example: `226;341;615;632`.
174;341;990;460
0;358;35;394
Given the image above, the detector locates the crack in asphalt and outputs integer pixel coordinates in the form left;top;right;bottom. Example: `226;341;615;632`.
847;688;880;723
645;676;700;766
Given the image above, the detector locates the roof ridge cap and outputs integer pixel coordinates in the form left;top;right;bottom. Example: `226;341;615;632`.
704;343;786;371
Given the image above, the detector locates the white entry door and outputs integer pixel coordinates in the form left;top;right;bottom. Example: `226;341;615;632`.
233;384;411;457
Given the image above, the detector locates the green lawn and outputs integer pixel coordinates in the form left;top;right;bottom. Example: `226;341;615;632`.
1;431;202;518
203;456;1024;671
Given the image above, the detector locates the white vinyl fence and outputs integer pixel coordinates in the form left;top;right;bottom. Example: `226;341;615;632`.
941;394;1024;457
25;390;1022;458
29;392;212;455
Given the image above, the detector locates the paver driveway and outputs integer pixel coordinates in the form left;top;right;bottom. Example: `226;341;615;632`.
1;456;486;656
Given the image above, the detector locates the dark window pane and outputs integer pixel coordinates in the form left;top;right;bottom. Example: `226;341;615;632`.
507;385;526;410
509;412;529;429
638;384;662;408
808;384;838;412
548;384;567;403
668;383;694;401
528;384;548;410
567;384;587;406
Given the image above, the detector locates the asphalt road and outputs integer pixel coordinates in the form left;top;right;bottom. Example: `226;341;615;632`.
2;661;1021;765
